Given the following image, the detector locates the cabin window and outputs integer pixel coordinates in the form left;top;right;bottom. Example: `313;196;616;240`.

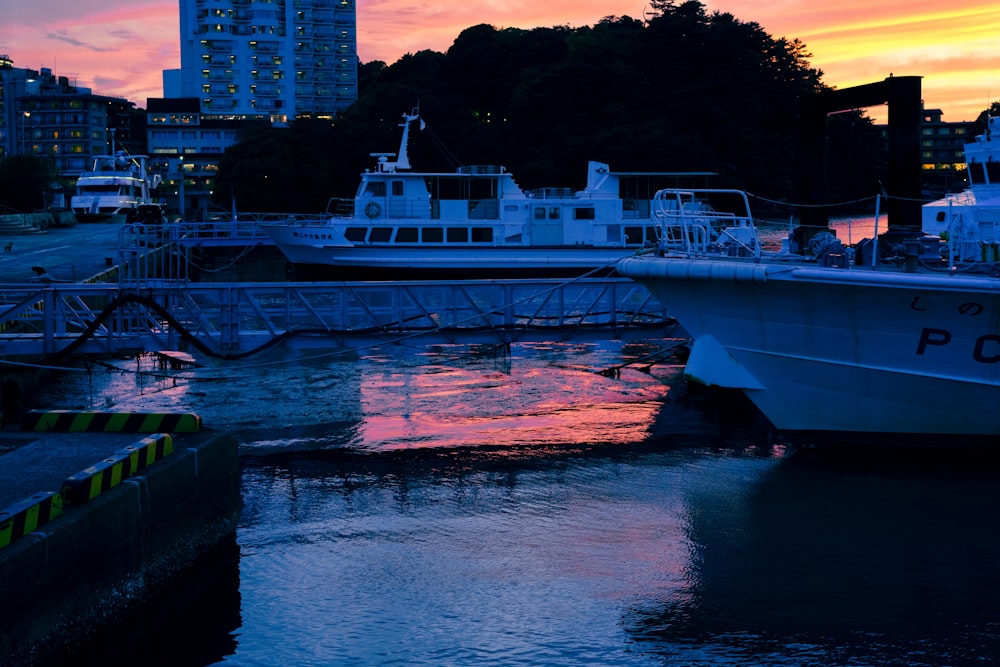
447;227;469;243
573;207;595;220
369;227;392;242
987;159;1000;185
395;227;418;242
422;227;443;242
364;181;385;196
969;160;987;185
534;207;546;220
391;180;404;196
625;227;643;244
549;207;560;220
471;228;493;243
345;227;367;242
646;226;656;243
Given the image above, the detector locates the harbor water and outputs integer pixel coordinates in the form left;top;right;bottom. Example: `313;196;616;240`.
30;334;1000;666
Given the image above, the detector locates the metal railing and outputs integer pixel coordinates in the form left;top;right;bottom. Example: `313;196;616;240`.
0;279;673;359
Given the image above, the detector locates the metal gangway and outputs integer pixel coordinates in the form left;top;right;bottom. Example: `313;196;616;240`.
0;223;674;359
0;279;673;360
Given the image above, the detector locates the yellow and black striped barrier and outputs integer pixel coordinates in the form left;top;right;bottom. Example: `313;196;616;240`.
22;410;201;434
0;491;63;549
122;433;174;475
61;434;174;505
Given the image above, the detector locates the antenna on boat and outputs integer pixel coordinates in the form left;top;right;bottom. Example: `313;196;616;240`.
371;107;421;173
394;107;420;171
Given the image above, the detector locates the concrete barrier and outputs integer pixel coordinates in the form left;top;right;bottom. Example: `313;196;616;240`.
0;491;63;549
60;434;174;505
22;410;202;433
0;431;240;666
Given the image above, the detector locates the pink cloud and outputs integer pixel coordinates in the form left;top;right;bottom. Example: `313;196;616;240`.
1;0;996;120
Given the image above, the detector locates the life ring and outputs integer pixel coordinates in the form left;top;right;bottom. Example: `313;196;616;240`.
364;201;382;219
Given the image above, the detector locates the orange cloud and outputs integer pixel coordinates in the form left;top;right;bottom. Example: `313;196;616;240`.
722;0;1000;120
2;0;996;121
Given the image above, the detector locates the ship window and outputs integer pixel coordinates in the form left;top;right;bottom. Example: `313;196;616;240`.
646;226;656;242
422;227;443;242
344;227;366;241
549;207;560;220
391;180;404;196
987;159;1000;184
625;227;643;244
574;207;595;220
447;227;468;243
969;159;987;185
534;207;546;220
395;227;418;242
370;227;392;242
471;228;492;242
364;182;385;196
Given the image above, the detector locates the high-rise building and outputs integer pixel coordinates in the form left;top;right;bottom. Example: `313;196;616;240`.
176;0;358;121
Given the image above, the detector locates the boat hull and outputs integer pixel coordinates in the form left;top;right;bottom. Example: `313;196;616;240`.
618;255;1000;443
263;224;640;276
72;211;130;225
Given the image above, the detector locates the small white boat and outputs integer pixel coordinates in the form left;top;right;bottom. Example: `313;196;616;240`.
263;110;709;277
618;188;1000;446
923;116;1000;262
70;152;161;224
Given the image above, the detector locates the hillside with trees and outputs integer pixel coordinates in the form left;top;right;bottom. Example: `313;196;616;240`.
213;0;888;214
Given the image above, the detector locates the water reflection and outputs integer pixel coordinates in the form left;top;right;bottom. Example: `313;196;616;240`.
625;452;1000;665
33;340;684;455
40;336;996;666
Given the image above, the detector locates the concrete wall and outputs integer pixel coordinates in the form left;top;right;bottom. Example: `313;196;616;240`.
0;432;241;665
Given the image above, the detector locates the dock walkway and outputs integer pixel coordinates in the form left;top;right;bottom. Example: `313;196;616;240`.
0;223;673;358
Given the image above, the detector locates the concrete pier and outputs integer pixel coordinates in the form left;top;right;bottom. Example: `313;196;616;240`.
0;426;241;665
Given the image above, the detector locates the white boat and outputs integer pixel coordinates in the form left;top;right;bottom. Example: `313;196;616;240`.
922;116;1000;262
70;152;162;224
263;110;709;277
618;188;1000;446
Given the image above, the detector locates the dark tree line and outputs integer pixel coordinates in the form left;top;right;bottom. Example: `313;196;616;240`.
214;0;887;213
0;155;58;213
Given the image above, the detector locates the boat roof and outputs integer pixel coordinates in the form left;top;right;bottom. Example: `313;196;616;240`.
607;171;717;177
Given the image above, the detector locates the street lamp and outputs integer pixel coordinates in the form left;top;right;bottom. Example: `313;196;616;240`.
178;155;185;219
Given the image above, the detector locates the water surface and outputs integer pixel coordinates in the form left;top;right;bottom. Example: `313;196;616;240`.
34;338;1000;666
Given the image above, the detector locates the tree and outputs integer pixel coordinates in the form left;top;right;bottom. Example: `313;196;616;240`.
213;0;868;208
0;155;57;212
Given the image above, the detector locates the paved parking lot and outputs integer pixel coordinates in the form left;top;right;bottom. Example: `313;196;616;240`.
0;223;122;283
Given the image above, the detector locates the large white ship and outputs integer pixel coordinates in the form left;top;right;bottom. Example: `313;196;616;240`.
263;110;708;277
619;187;1000;446
70;152;161;224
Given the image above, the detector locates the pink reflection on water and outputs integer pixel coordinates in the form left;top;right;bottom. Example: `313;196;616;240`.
357;363;674;450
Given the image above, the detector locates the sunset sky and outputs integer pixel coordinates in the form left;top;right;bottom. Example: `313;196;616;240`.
2;0;998;122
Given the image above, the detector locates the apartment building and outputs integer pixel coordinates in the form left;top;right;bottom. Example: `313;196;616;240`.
920;108;975;194
147;0;359;215
176;0;358;121
0;56;137;200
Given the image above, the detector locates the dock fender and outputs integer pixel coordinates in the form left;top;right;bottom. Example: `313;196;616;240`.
683;334;765;390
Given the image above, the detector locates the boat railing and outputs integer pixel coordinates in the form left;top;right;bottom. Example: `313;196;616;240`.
325;198;355;218
528;187;577;199
651;188;761;257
